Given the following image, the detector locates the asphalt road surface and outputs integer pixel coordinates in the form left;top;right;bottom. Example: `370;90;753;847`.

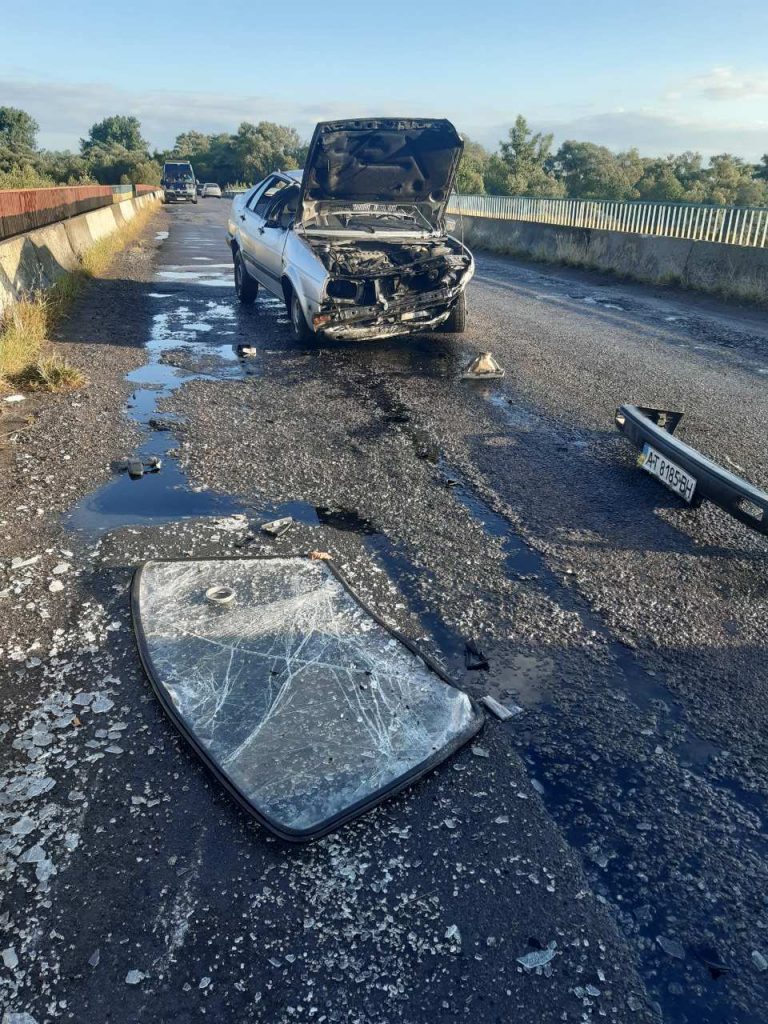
1;200;766;1024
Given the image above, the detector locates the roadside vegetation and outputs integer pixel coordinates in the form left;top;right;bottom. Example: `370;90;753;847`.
3;105;767;206
0;203;157;393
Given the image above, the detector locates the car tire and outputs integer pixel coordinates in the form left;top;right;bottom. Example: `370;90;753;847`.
234;252;258;304
444;292;467;333
290;292;314;342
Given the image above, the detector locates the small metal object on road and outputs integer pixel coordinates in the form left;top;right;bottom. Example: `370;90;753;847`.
481;695;523;721
465;640;489;671
261;517;294;538
205;585;236;606
461;352;505;380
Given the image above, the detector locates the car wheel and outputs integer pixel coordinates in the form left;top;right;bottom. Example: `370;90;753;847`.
234;252;258;304
444;292;467;333
290;292;314;341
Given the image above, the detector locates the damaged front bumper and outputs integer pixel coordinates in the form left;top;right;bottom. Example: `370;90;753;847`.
615;404;768;534
316;283;464;341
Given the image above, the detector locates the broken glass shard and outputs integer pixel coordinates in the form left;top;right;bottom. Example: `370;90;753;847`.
132;557;482;840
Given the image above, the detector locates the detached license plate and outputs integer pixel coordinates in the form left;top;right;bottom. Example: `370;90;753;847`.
640;444;697;503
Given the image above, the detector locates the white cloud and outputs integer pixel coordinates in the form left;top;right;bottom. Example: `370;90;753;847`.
675;66;768;102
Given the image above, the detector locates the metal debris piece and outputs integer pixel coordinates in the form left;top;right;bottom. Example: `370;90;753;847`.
517;943;557;970
694;945;730;979
261;517;294;538
461;352;505;380
464;640;489;671
481;695;523;721
656;935;686;959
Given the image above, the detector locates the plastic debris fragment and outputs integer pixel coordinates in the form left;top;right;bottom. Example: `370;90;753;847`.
461;352;505;380
261;517;294;538
481;695;523;721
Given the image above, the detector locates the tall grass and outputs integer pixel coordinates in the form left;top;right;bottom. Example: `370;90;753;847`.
0;203;158;391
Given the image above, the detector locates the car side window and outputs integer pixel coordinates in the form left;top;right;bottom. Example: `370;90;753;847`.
245;181;271;211
265;185;301;230
251;179;290;218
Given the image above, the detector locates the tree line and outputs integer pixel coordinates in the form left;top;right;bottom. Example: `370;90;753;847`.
2;106;767;207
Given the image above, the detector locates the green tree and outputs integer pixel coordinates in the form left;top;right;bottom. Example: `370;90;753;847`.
172;130;210;158
456;137;489;194
0;106;39;152
704;154;768;205
232;121;304;183
81;115;148;154
497;116;564;197
757;155;768;182
553;141;641;200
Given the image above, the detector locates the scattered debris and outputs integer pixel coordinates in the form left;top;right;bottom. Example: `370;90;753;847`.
261;517;294;538
48;580;64;593
237;344;257;357
530;778;545;795
444;924;461;944
517;942;557;970
657;935;686;959
481;695;523;721
470;745;490;758
309;550;332;561
2;394;26;403
127;458;144;479
694;945;730;979
125;969;145;985
464;640;489;671
461;352;505;380
10;556;40;570
199;976;211;989
751;949;768;972
2;947;19;970
88;949;100;968
51;562;70;575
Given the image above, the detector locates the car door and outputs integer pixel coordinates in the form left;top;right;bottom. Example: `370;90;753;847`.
240;177;291;295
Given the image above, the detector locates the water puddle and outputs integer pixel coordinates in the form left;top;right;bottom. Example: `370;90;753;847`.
66;297;250;537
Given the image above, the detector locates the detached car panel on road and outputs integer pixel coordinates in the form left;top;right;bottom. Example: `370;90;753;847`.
616;404;768;534
227;118;474;340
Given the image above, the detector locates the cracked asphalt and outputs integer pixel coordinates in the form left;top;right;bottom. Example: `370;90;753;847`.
1;200;766;1024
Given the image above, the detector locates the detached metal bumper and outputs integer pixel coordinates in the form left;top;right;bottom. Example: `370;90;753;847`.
615;404;768;534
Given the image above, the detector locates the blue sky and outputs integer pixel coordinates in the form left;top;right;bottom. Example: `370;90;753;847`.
4;0;768;158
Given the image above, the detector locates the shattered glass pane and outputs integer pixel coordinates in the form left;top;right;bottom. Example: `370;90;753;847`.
133;558;482;839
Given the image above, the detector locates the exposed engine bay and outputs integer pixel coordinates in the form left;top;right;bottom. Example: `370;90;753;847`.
312;237;472;310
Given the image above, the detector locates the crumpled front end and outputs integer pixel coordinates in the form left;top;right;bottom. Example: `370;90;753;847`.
310;236;474;341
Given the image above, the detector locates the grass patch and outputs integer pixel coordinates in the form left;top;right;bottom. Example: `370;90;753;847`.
7;357;87;393
0;202;157;392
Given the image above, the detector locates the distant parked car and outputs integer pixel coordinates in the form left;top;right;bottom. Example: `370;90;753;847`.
226;117;474;341
202;183;222;198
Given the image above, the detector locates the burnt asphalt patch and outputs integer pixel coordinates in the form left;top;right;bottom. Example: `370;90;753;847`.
2;201;766;1023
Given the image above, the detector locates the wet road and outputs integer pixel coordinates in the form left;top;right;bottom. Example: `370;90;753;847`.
2;200;767;1024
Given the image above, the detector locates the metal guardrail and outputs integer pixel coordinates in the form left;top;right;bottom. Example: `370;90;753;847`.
447;194;768;249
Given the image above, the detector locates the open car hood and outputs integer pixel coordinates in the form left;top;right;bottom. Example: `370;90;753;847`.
298;118;463;230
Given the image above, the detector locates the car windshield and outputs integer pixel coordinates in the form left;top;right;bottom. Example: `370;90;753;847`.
304;204;434;234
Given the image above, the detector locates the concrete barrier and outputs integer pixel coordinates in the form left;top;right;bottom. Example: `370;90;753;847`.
455;214;768;304
0;191;162;317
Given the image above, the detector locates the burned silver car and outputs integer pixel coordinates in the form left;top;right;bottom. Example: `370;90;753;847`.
226;118;474;341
